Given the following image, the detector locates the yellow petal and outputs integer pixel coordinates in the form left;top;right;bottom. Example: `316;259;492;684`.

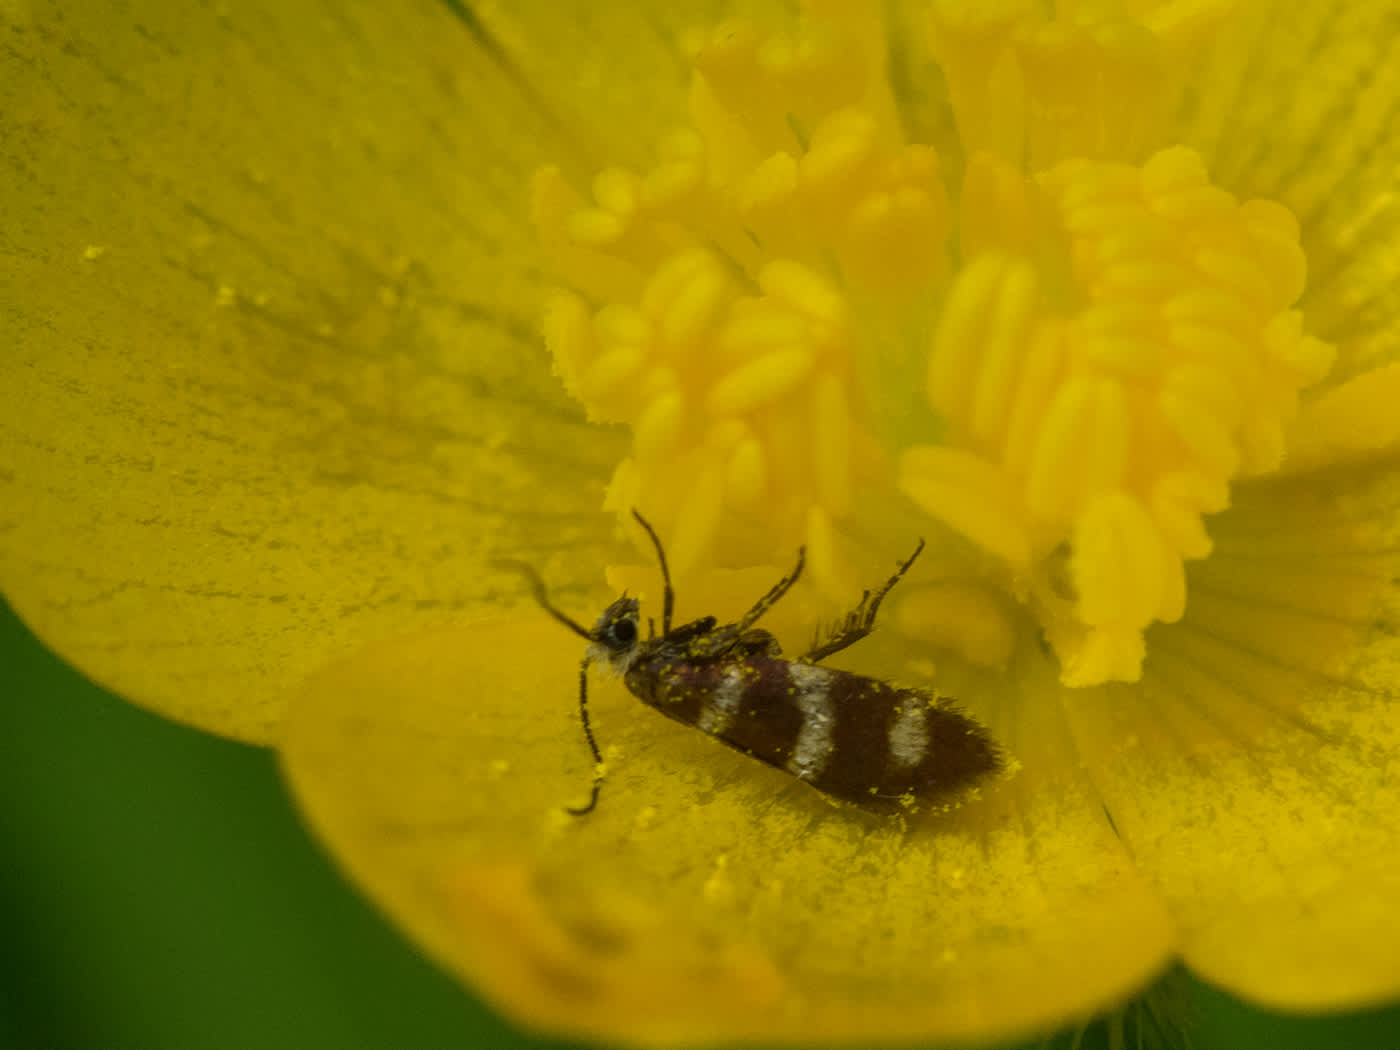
0;1;631;740
1061;462;1400;1009
281;616;1174;1047
461;5;724;174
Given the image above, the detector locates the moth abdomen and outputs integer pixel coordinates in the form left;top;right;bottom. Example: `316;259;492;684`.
627;653;1001;807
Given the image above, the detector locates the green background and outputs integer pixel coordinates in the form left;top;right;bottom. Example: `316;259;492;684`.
1;596;1396;1050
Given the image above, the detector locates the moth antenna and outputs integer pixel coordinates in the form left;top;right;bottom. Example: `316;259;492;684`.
494;558;593;640
565;657;604;816
631;509;674;635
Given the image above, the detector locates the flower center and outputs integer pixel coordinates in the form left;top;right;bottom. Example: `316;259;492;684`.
532;3;1335;688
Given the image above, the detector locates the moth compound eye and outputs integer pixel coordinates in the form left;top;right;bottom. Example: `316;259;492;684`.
611;617;638;648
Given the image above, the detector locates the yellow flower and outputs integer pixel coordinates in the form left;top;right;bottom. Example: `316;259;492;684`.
5;1;1400;1047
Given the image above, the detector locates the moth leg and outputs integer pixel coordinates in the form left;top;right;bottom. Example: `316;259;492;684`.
735;546;805;632
802;539;925;663
565;658;603;816
684;547;805;660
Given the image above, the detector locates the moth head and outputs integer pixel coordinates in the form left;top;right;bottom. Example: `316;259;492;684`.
587;595;642;672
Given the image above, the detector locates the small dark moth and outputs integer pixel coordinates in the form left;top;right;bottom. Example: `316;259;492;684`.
507;510;1002;815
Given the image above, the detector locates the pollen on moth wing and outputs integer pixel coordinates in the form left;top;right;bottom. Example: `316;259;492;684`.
505;510;1004;815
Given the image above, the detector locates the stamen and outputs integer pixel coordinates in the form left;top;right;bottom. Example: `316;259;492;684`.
532;6;1342;689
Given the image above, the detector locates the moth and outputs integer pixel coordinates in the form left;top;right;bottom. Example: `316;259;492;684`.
509;510;1002;814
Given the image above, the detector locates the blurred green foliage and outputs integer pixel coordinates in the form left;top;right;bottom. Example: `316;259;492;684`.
1;596;1397;1050
0;597;583;1050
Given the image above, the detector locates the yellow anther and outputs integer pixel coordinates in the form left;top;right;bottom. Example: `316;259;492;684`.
1148;476;1214;560
1158;377;1240;478
1242;206;1307;305
1264;311;1336;384
960;151;1038;259
970;261;1039;445
1072;490;1169;629
641;251;731;347
1003;326;1066;476
593;303;649;346
1081;335;1162;379
736;153;800;235
1238;414;1286;478
1059;624;1146;689
840;140;951;295
759;261;847;330
567;208;626;248
669;462;726;577
1149;183;1237;226
802;107;878;194
811;373;851;515
805;506;859;603
1163;364;1241;432
1025;375;1130;522
726;437;768;509
929;254;1019;422
581;345;646;406
643;130;705;208
1095;259;1193;297
900;446;1033;575
634;392;686;466
594;167;642;217
716;310;810;359
1193;248;1275;305
895;581;1018;670
1162;288;1258;334
706;349;816;417
1140;142;1211;192
640;365;680;405
706;418;748;454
